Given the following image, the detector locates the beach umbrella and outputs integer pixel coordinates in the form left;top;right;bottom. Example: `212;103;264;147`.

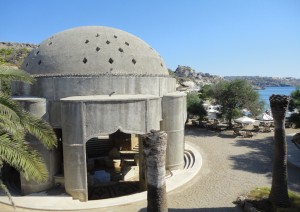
257;113;273;121
207;108;219;120
207;108;219;113
234;116;255;124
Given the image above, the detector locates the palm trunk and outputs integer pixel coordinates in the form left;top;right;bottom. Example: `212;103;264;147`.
269;94;290;207
143;130;168;212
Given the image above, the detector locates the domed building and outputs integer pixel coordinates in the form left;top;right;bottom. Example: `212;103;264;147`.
11;26;186;202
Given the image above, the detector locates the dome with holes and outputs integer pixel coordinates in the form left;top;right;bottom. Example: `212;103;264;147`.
22;26;168;76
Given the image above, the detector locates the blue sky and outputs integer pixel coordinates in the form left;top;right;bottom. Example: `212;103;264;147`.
1;0;300;78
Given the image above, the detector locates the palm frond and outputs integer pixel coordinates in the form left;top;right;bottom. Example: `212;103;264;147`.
0;94;21;121
20;111;57;149
0;114;25;140
0;133;48;183
0;66;34;84
0;93;57;149
0;179;15;208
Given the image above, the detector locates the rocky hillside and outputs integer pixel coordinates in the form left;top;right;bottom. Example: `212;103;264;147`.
171;65;222;91
0;42;37;67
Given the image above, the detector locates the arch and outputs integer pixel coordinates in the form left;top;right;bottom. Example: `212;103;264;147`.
85;127;147;143
60;94;162;201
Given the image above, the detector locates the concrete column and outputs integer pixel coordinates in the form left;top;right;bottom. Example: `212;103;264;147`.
161;92;187;170
13;97;57;194
143;130;168;212
61;102;88;202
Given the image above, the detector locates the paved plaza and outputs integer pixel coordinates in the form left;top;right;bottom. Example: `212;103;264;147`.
1;127;300;211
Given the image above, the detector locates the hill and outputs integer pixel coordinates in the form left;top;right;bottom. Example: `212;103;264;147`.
224;76;300;89
171;65;300;91
170;65;222;92
0;42;37;67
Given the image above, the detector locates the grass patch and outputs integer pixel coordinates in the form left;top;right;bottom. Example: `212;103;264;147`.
247;187;300;212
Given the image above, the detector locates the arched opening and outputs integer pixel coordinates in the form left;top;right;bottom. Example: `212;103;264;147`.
1;128;64;196
53;128;64;187
0;164;21;195
86;130;141;200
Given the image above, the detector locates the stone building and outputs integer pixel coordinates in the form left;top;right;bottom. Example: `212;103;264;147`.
10;26;186;202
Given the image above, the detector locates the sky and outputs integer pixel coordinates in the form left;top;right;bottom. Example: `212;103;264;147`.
1;0;300;78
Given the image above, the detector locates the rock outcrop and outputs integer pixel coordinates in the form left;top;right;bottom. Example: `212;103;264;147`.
173;65;222;91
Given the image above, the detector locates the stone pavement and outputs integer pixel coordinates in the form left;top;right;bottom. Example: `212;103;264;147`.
287;133;300;168
0;128;300;212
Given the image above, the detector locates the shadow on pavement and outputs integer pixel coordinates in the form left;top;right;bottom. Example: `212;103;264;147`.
229;134;300;193
230;135;273;176
139;206;241;211
185;126;219;138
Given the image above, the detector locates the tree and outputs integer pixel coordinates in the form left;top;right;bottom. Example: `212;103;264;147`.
288;87;300;128
0;66;57;204
186;92;207;123
289;87;300;110
210;79;263;128
199;84;213;100
143;130;168;212
269;95;290;207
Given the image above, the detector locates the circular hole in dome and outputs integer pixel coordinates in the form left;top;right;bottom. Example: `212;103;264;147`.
26;63;29;67
109;58;114;64
38;60;42;65
48;42;52;46
83;57;88;64
96;33;100;37
96;47;100;52
118;48;124;53
125;42;129;46
85;40;89;44
114;35;117;38
106;40;110;44
132;59;136;64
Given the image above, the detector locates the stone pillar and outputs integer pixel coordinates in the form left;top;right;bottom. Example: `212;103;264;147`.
143;130;168;212
269;94;290;207
161;92;187;170
13;97;57;194
61;102;88;202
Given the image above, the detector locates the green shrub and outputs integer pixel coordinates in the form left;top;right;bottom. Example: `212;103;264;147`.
247;187;300;211
289;113;300;128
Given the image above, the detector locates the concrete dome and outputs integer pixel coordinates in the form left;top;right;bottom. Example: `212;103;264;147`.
22;26;168;76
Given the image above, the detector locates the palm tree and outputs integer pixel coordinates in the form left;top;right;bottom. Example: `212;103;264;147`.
143;130;168;212
269;94;290;207
0;65;57;205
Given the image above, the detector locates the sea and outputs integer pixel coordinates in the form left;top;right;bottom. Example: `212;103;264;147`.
258;86;297;110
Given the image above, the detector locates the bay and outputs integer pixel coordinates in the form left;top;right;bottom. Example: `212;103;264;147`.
258;86;296;109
